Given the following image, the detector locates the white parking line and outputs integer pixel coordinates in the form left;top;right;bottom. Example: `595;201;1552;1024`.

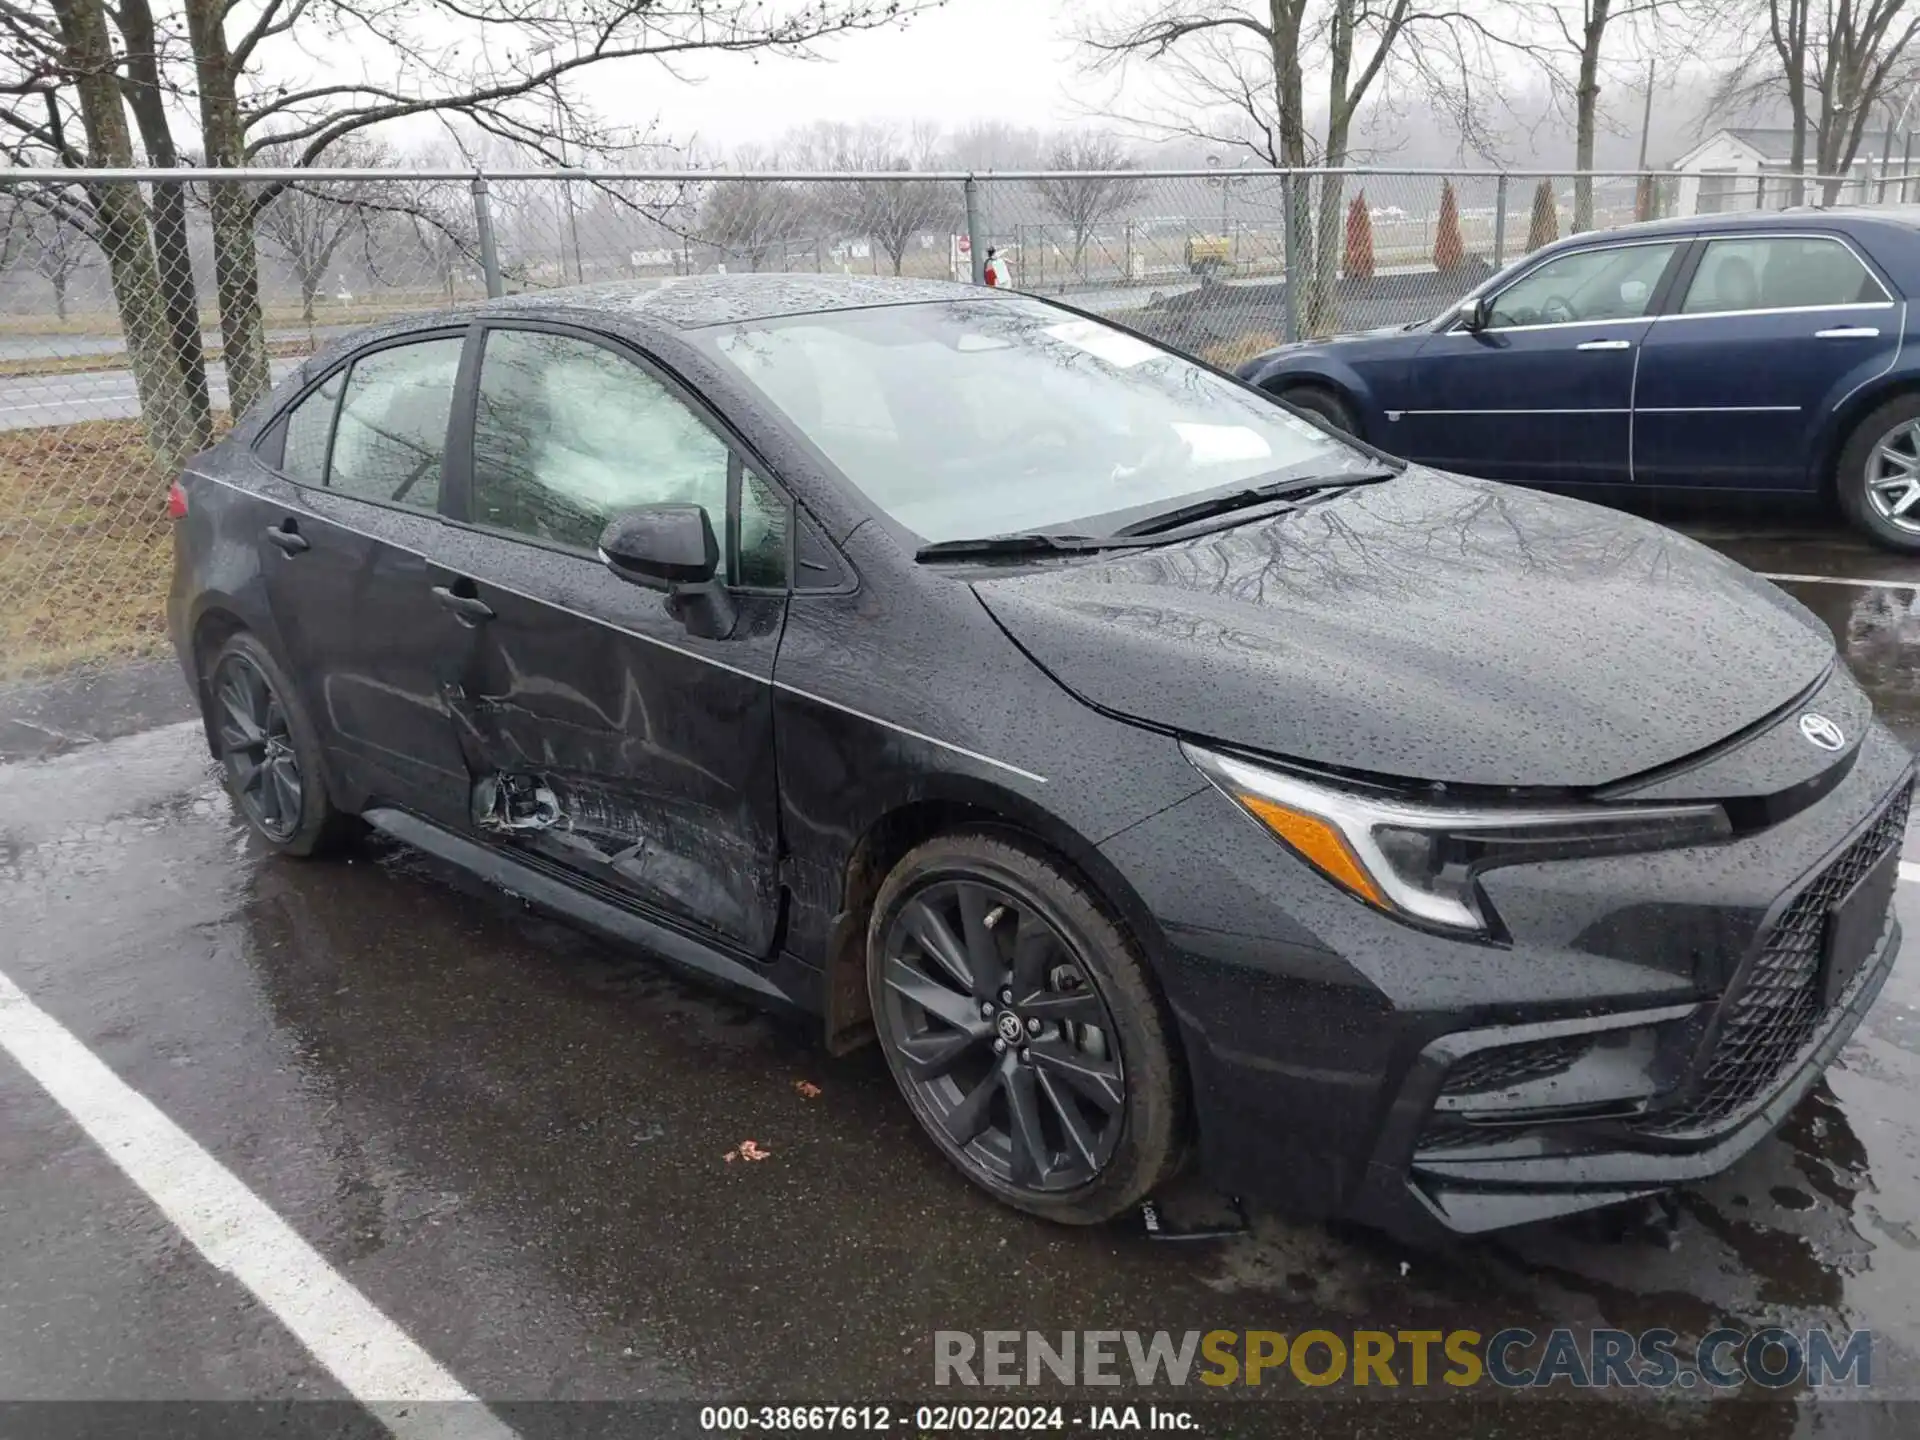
1759;571;1920;591
1903;860;1920;886
0;968;520;1440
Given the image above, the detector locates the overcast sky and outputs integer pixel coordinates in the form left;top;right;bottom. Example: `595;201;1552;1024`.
571;0;1101;150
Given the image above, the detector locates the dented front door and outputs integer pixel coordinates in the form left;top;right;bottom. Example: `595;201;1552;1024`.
432;525;786;956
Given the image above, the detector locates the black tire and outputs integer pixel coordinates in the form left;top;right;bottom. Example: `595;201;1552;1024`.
203;630;361;857
867;830;1185;1225
1276;383;1359;438
1836;393;1920;554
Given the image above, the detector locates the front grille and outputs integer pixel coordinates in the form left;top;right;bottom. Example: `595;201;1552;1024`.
1636;779;1911;1137
1439;1035;1591;1096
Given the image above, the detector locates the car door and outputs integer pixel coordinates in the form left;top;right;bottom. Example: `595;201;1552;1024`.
248;331;478;829
426;322;790;958
1395;238;1687;485
1631;232;1900;489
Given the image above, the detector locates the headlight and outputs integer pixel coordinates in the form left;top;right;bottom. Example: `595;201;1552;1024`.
1183;743;1731;934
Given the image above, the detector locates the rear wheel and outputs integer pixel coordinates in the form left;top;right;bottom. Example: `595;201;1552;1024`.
1276;383;1358;438
1836;395;1920;553
205;631;359;857
868;831;1184;1224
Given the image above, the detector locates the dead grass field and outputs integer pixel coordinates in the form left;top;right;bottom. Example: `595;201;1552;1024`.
0;420;183;679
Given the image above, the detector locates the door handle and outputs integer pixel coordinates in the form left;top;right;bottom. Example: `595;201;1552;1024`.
263;523;309;555
1576;339;1633;351
431;585;495;626
1815;326;1880;338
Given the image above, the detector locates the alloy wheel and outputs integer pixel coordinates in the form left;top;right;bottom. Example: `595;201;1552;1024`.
879;877;1127;1194
212;652;303;841
1865;418;1920;534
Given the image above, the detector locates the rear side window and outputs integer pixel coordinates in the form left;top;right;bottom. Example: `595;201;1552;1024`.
1679;236;1888;314
281;371;341;485
326;337;463;510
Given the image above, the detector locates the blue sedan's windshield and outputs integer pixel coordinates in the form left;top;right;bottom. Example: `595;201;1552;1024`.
701;295;1357;543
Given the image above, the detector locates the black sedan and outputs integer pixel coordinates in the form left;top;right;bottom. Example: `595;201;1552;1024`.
169;275;1911;1241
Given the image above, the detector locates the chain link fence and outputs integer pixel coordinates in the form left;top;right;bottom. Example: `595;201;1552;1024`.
0;163;1908;679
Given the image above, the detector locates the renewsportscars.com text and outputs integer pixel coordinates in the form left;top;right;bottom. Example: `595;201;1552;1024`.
932;1328;1872;1391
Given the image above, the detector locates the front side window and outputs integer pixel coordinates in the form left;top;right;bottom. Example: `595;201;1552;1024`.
327;337;463;510
701;295;1354;545
1679;235;1887;314
471;329;732;555
1486;242;1681;329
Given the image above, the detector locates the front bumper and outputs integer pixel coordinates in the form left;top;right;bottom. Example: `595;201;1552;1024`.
1099;719;1914;1243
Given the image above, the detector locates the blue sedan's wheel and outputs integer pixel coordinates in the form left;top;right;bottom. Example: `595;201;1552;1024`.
1272;383;1358;438
1839;397;1920;554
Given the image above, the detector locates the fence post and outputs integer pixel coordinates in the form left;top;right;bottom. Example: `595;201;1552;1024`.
1492;175;1508;269
1280;174;1299;344
964;175;986;285
471;174;503;298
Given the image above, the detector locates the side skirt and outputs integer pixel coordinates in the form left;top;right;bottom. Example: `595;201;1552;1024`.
363;806;816;1015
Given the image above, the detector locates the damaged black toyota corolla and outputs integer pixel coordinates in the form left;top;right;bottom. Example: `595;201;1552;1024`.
168;275;1911;1241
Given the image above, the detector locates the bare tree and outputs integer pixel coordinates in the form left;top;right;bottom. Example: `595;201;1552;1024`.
39;0;198;462
7;1;949;436
792;122;956;275
1462;3;1705;232
1080;1;1443;334
253;138;397;323
700;150;813;271
6;199;94;318
1714;0;1920;202
1031;132;1146;279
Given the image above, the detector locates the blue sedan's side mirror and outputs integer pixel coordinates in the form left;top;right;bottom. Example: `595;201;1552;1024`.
1459;295;1493;332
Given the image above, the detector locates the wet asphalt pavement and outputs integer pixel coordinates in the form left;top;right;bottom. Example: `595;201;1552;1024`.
6;519;1920;1438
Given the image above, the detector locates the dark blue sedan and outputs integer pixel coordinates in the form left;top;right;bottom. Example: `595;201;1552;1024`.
1237;208;1920;551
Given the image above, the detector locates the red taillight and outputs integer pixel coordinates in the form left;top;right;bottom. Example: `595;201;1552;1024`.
166;480;188;519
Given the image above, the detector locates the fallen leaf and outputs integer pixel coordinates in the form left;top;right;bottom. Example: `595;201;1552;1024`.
794;1080;822;1099
725;1139;772;1163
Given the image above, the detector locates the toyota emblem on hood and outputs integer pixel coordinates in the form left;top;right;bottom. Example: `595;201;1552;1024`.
1800;713;1846;752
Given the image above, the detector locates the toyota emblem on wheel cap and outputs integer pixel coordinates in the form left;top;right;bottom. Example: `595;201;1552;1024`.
1800;713;1846;751
996;1011;1025;1044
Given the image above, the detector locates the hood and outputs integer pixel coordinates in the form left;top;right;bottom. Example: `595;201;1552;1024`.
1237;324;1424;379
972;469;1836;791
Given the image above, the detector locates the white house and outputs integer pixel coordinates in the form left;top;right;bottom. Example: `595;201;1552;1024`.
1669;127;1887;215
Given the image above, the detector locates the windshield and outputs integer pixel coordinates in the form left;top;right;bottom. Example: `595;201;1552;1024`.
700;295;1357;543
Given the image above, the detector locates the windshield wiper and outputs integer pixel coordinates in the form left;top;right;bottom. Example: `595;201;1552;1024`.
915;531;1164;561
1110;467;1397;538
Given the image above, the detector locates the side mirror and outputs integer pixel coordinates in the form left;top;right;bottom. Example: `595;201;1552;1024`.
599;504;718;587
598;504;736;639
1459;294;1493;331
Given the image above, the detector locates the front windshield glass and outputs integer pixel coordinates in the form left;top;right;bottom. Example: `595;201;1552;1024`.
701;295;1358;543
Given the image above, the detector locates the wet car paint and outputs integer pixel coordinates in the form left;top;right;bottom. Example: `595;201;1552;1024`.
975;468;1840;788
5;524;1920;1428
167;280;1916;1241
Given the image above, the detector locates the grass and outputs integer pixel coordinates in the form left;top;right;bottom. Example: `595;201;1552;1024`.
0;419;181;679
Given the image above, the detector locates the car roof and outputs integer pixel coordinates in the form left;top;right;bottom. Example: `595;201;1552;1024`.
1548;204;1920;246
476;273;990;331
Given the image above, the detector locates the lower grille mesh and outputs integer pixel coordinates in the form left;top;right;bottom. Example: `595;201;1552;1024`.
1635;778;1911;1136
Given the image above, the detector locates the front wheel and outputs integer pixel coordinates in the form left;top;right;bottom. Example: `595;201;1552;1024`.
867;831;1185;1225
1836;395;1920;553
1275;383;1359;438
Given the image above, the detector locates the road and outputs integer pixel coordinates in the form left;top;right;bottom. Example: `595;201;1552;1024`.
2;524;1920;1436
0;357;301;430
0;324;356;364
